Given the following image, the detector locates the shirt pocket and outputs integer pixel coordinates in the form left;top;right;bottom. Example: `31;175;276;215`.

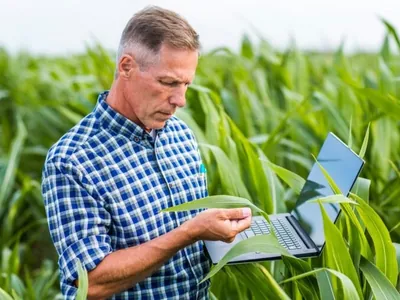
172;172;205;203
190;172;207;199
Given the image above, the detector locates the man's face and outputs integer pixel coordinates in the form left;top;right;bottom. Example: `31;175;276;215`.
120;43;198;130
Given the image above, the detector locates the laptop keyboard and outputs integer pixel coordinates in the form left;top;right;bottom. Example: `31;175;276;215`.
242;218;302;250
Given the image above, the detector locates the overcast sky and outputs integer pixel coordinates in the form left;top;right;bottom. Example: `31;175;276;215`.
1;0;399;55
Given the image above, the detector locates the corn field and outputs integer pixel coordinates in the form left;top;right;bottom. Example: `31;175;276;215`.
1;19;400;299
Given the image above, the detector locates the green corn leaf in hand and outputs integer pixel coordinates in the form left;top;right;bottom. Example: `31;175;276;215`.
161;195;270;221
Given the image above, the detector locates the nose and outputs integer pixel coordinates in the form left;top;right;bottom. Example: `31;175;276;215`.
169;85;187;108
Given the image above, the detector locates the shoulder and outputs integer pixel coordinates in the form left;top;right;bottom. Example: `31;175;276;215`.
44;112;101;168
167;115;196;140
165;115;201;153
168;115;190;130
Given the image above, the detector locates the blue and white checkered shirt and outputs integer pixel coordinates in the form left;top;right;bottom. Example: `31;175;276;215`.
41;91;211;299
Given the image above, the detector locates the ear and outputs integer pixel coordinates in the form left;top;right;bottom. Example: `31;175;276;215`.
118;54;138;79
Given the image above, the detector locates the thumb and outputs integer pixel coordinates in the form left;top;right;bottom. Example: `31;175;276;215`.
235;216;252;232
225;207;252;220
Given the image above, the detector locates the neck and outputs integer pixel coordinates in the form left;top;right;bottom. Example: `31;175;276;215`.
106;81;145;129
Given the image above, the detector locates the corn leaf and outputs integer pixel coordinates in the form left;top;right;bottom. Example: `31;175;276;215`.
11;290;23;300
359;123;370;159
175;109;208;145
210;291;218;300
390;222;400;233
260;159;305;195
380;33;391;61
258;264;292;300
394;243;400;272
229;264;290;300
319;201;363;298
348;115;353;148
316;270;335;300
258;150;287;214
282;256;320;299
359;256;400;300
0;115;27;216
389;161;400;179
312;154;341;194
341;202;373;260
227;266;266;299
351;177;371;203
307;193;372;259
280;268;360;300
227;118;277;214
0;288;13;300
307;194;357;205
350;193;398;286
200;234;291;283
200;143;252;199
381;18;400;51
161;195;264;216
75;260;88;300
353;88;400;119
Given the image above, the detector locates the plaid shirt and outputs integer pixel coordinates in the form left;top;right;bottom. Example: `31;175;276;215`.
41;91;211;299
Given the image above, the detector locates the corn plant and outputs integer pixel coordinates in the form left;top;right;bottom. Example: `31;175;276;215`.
162;125;399;299
1;18;400;299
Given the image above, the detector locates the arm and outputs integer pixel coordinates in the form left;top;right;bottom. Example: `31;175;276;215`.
42;157;251;299
83;208;252;299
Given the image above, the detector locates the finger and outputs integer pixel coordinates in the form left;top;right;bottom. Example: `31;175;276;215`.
231;220;238;231
235;216;252;232
224;207;252;220
223;236;236;243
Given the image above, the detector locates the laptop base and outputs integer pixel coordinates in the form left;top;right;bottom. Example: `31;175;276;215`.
204;215;319;265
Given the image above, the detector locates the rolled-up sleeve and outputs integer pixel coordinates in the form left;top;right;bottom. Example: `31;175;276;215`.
42;158;112;299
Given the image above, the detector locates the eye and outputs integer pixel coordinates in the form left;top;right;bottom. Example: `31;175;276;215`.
159;80;179;87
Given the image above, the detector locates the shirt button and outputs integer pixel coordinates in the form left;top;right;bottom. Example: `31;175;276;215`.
133;136;140;143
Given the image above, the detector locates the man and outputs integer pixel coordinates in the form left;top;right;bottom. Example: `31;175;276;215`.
42;6;252;300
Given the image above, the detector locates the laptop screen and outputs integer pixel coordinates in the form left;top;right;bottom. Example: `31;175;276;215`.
290;132;364;248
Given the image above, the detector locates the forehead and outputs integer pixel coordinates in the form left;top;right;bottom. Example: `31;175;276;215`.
149;44;199;81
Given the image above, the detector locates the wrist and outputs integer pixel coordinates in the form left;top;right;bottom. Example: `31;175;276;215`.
179;218;201;244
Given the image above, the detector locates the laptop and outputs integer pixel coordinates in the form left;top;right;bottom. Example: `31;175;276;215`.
204;132;365;264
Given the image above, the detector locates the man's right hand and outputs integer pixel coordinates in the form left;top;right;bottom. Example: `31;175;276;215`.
183;208;252;243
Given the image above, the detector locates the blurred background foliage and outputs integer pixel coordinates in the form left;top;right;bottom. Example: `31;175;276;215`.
0;19;399;299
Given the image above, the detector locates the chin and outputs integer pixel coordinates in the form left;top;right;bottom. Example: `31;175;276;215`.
148;120;167;130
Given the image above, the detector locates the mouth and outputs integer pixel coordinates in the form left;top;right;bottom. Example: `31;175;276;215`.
159;111;174;116
156;111;174;121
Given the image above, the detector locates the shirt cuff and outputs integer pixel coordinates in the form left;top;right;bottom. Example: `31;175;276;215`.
58;234;113;296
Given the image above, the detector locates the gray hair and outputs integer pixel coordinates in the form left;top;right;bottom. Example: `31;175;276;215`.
115;6;200;77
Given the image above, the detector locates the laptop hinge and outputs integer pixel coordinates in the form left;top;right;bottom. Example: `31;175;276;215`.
286;215;318;250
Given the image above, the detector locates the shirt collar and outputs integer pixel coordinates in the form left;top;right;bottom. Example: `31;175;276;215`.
94;91;168;141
